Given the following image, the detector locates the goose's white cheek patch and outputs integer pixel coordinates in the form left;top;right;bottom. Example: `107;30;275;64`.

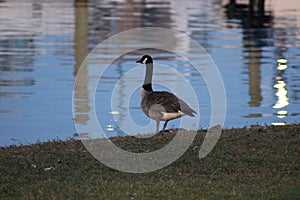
142;57;148;64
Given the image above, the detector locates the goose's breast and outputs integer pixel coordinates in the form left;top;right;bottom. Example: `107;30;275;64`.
140;87;152;100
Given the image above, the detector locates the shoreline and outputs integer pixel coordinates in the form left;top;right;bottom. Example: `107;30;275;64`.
2;123;297;148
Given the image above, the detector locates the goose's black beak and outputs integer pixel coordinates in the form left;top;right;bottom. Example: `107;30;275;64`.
136;59;142;63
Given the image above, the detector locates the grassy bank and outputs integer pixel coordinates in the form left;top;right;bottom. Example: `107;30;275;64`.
1;124;299;199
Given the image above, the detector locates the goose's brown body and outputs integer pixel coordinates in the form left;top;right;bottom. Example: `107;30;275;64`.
137;55;196;132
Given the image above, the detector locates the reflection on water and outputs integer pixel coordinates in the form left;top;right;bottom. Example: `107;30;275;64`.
273;58;289;123
0;0;300;145
73;0;89;125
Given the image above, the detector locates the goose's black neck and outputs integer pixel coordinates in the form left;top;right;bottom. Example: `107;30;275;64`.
142;63;153;92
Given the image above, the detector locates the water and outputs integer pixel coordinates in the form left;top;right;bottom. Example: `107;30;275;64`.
0;0;299;146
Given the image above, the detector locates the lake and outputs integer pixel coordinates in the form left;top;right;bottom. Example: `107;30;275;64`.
0;0;299;146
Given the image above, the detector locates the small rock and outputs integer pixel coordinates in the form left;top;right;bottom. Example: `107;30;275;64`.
44;166;55;171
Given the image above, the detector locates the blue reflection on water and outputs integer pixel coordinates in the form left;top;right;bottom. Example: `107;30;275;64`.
0;0;300;146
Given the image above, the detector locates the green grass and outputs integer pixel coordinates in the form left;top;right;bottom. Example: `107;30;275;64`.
1;124;299;199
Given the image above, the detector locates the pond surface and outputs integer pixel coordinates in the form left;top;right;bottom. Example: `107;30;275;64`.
1;0;300;146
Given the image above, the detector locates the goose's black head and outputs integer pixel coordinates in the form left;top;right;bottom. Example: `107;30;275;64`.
136;55;153;64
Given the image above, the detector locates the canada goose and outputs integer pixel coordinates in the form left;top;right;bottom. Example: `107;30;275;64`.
136;55;197;133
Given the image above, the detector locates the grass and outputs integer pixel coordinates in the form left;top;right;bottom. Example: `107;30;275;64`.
0;124;299;199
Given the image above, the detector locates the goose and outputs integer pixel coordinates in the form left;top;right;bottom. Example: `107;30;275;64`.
136;55;197;133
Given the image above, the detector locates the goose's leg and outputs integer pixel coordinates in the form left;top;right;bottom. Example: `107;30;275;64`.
156;120;160;133
162;120;169;132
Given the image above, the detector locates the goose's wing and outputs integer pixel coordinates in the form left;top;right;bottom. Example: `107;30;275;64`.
144;91;196;116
